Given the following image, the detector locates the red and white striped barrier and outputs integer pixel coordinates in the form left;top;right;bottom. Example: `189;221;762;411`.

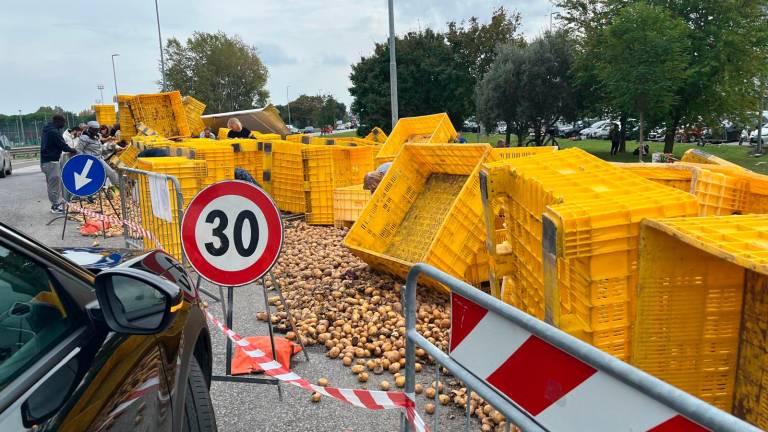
449;294;709;432
204;310;428;432
67;203;161;248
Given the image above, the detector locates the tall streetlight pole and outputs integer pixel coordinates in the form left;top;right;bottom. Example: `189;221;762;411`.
33;120;40;146
388;0;399;129
15;116;21;144
286;85;292;125
111;54;120;102
155;0;166;91
18;110;25;145
97;84;105;104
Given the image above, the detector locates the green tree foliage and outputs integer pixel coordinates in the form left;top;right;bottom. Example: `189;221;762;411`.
164;31;269;113
275;95;347;129
350;8;521;132
475;43;527;146
0;107;94;146
597;4;689;154
559;0;768;153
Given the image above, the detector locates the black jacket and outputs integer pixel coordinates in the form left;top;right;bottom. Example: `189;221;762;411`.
41;123;74;163
227;127;252;139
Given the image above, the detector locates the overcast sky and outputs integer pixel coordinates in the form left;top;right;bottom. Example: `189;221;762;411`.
0;0;555;115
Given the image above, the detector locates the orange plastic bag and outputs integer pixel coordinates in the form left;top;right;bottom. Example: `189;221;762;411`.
231;336;302;375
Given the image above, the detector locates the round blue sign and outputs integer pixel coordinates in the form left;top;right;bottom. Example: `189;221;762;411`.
62;154;107;197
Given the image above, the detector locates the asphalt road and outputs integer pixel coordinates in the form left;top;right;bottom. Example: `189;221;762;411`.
0;163;477;432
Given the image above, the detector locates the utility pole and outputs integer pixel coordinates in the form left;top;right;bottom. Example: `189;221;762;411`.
18;110;25;145
15;116;21;145
155;0;166;91
111;54;120;102
97;85;105;104
34;120;40;146
286;85;292;125
388;0;399;129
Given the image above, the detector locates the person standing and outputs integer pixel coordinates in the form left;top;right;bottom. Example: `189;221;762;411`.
609;123;621;156
199;126;216;139
41;115;76;214
226;118;252;138
78;121;120;190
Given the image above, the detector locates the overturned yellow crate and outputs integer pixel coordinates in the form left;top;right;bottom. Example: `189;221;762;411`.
375;113;458;165
681;148;745;170
613;162;694;192
344;144;493;293
364;126;388;143
182;96;206;136
303;145;376;225
94;104;117;126
491;146;557;160
333;185;371;227
128;91;190;138
635;215;768;423
117;95;138;141
262;140;305;213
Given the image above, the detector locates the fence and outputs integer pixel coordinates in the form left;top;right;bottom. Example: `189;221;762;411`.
119;167;186;264
401;263;758;432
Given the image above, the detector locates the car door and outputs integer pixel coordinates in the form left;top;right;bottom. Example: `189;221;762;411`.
0;235;174;431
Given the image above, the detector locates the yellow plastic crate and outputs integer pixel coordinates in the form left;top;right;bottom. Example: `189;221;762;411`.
251;132;282;140
131;135;174;151
116;143;139;168
333;185;371;227
135;156;207;207
118;95;138;141
302;145;376;225
331;137;381;148
491;146;558;160
614;162;694;192
364;127;388;143
681;148;745;170
635;215;768;416
94;104;117;126
690;166;749;216
128;91;190;138
344;144;494;293
182;96;206;136
285;134;304;143
217;128;230;140
222;138;263;186
375;113;458;166
173;140;234;187
262;140;305;213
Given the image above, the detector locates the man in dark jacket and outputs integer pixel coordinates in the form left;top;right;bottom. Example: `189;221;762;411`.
41;114;76;213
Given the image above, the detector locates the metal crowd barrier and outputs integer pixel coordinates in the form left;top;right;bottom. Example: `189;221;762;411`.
400;263;757;432
118;167;186;265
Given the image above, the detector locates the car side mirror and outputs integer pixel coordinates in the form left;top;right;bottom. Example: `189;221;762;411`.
94;267;182;335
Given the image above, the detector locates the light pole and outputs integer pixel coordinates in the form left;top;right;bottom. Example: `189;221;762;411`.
111;54;120;102
15;116;21;144
286;85;292;125
18;110;25;145
97;84;105;104
388;0;399;128
33;120;39;146
155;0;166;90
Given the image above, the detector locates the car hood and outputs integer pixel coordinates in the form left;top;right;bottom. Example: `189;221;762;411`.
54;247;142;271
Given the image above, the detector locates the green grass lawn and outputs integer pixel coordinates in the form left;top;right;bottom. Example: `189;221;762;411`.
326;130;358;138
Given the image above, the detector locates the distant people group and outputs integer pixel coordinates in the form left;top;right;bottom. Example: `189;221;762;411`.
40;114;124;214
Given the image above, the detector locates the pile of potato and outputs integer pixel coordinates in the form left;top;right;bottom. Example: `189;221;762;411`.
258;222;514;431
70;194;125;237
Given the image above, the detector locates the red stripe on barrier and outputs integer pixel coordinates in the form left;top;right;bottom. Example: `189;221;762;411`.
486;335;597;415
353;389;384;410
648;415;709;432
450;294;488;352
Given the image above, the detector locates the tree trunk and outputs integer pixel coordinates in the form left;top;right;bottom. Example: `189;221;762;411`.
533;122;542;146
663;119;679;154
505;130;511;147
639;112;645;162
619;113;628;153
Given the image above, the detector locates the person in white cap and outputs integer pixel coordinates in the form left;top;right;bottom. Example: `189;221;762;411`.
77;121;120;191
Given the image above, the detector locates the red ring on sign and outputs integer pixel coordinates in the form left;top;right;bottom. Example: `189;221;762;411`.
181;181;283;286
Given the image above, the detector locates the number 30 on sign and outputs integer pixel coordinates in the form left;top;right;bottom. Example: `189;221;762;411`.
181;181;284;287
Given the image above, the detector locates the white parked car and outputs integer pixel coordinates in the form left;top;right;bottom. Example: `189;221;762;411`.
750;128;768;144
594;122;619;140
286;124;299;134
0;142;12;178
580;120;611;140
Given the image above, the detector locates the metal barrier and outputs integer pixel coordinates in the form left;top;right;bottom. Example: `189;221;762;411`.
401;263;759;432
9;146;39;159
118;167;186;264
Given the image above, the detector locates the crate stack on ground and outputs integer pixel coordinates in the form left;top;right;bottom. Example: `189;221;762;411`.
182;96;206;136
128;91;190;138
302;145;376;225
222;138;264;186
261;140;306;213
93;104;117;126
634;215;768;428
481;148;699;360
333;185;372;228
344;144;495;292
172;139;234;187
117;95;138;141
375;113;458;166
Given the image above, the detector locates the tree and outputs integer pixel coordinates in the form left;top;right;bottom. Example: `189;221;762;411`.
559;0;768;153
476;42;527;146
164;31;269;113
313;97;347;128
597;4;689;157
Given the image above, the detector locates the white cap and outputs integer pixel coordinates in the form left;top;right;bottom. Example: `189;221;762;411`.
87;120;100;129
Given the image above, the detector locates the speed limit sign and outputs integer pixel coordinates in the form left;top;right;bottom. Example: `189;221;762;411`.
181;181;283;287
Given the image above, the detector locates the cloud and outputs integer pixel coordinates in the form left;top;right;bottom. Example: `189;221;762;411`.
0;0;559;114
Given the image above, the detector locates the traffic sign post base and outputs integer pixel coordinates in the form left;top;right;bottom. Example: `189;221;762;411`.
48;188;119;240
208;271;309;400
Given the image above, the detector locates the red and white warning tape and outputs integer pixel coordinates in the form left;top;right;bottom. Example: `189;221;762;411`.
67;203;161;248
204;309;429;432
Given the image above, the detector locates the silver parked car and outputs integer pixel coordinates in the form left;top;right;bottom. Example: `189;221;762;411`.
0;142;12;178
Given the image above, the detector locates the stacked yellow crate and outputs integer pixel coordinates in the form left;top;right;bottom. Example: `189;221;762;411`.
128;91;190;138
375;113;458;165
93;104;117;126
117;95;138;141
262;140;306;213
173;139;234;187
182;96;206;136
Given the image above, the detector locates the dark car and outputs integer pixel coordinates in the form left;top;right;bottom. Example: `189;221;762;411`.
0;223;216;431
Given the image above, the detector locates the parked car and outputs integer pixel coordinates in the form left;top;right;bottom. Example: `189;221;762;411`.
750;128;768;144
593;122;619;140
555;121;584;138
286;124;299;134
496;122;507;134
462;118;479;133
303;126;315;134
335;123;346;130
0;223;216;431
579;120;611;140
0;142;11;178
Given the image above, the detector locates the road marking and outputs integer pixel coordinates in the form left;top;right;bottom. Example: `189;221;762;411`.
12;164;41;174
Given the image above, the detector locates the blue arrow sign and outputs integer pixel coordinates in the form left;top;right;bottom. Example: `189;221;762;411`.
62;154;106;197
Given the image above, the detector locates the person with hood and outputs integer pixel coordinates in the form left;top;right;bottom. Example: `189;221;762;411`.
41;114;76;214
78;121;120;190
